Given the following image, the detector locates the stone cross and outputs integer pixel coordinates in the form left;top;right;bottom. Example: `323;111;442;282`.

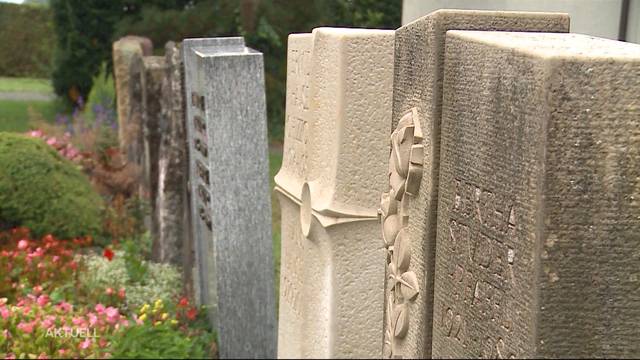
381;9;570;358
182;37;277;358
274;28;394;358
434;30;640;359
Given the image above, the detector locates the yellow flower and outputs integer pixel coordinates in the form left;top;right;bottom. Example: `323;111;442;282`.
139;313;147;322
170;320;178;325
139;303;150;314
154;299;163;309
154;321;162;326
161;313;169;320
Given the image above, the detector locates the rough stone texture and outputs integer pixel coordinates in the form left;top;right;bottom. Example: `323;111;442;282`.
156;41;190;277
113;36;152;146
140;56;167;263
435;30;640;359
274;28;394;358
183;37;277;359
387;9;570;358
126;54;145;179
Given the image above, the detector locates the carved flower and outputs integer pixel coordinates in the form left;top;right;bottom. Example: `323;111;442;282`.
379;108;423;358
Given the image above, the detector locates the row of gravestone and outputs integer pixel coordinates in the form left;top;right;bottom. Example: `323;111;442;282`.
111;9;640;359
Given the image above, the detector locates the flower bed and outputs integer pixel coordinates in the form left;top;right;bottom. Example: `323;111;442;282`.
0;229;215;359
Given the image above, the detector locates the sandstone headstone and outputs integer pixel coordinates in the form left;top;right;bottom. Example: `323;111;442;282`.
274;28;394;358
433;30;640;359
183;37;276;358
156;41;190;277
382;10;570;358
113;36;152;146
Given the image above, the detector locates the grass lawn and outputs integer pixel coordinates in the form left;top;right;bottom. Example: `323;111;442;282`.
0;76;53;93
0;99;58;132
269;148;283;300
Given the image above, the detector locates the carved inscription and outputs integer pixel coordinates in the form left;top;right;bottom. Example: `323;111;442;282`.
198;183;211;207
196;160;210;185
280;229;304;316
191;92;205;112
195;138;208;158
441;178;517;358
194;115;207;135
198;206;212;231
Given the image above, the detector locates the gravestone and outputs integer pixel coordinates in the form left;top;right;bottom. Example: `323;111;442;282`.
113;36;152;146
182;37;276;359
156;41;191;276
382;9;570;358
139;56;167;262
126;54;145;177
433;30;640;359
274;28;394;358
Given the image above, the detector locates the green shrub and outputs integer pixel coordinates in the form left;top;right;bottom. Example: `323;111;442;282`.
0;132;103;238
107;320;215;359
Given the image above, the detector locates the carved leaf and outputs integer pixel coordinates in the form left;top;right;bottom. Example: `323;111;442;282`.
393;229;411;273
383;214;400;247
393;304;409;338
399;271;420;301
390;170;406;201
387;262;398;289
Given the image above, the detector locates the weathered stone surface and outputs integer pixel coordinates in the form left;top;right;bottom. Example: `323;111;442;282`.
155;41;190;275
139;56;167;262
126;54;145;178
113;36;152;146
183;37;276;359
435;30;640;359
385;9;570;358
274;28;394;358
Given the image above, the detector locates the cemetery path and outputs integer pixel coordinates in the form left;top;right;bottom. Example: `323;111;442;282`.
0;91;55;101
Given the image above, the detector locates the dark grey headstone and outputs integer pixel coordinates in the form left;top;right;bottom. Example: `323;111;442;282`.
183;37;277;359
435;30;640;358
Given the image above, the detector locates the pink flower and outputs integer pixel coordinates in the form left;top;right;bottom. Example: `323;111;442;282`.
118;287;126;299
46;137;57;146
3;329;11;339
33;285;43;294
88;313;98;327
58;349;67;356
28;130;43;138
17;240;28;250
72;316;85;326
41;318;55;329
37;295;49;306
1;307;9;320
95;303;105;314
57;301;72;313
6;353;16;359
17;321;35;333
37;352;48;359
105;287;114;296
79;338;92;350
105;307;119;324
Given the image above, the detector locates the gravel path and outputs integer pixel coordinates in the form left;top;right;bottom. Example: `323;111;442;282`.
0;91;55;101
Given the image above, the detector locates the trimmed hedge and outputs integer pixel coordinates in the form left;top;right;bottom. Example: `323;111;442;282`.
0;3;54;78
0;133;103;239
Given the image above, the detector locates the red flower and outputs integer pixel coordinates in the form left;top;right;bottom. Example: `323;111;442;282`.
177;297;189;308
103;248;114;261
186;307;198;321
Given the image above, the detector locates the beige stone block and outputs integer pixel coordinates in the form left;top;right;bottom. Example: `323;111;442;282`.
275;27;394;358
435;30;640;358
